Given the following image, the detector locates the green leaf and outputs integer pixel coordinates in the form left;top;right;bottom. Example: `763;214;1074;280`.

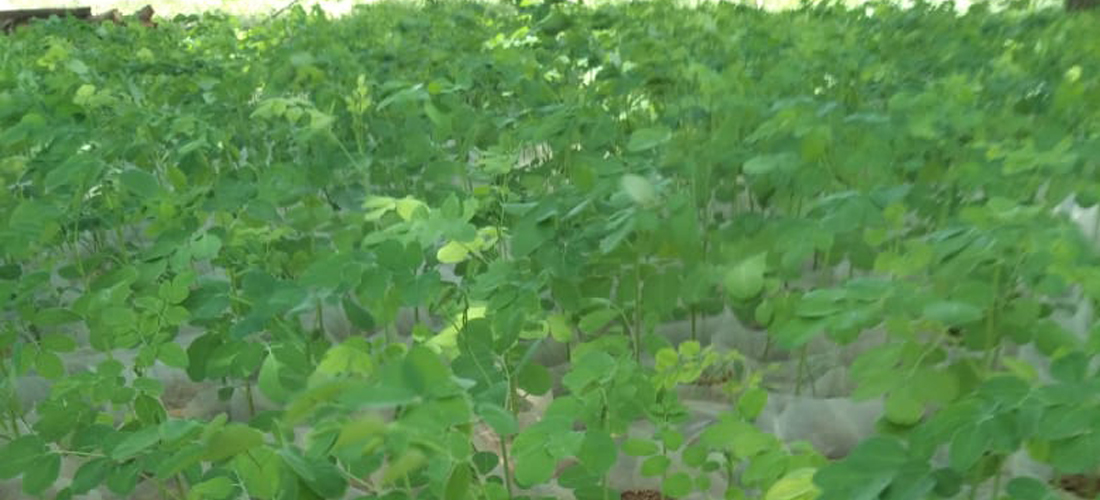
578;309;618;336
700;419;775;459
885;390;924;426
155;446;206;481
135;394;166;425
655;348;678;371
381;449;428;486
1051;351;1090;383
402;345;453;397
472;452;499;476
766;468;820;500
33;308;81;327
191;233;223;260
0;436;45;479
517;362;552;396
477;403;519;436
659;428;685;451
203;424;264;462
279;447;348;498
909;368;959;405
189;476;235;499
621;174;657;205
119;169;162;199
681;444;707;468
107;462;141;496
35;350;65;380
111;426;161;461
333;416;387;451
513;447;556;488
923;301;982;326
739;387;769;420
774;318;828;349
342;295;376;332
562;350;616;393
662;472;693;498
258;353;292;404
158;342;190;369
744;153;797;176
444;464;472;500
1005;477;1056;500
39;334;75;353
622;437;659;456
71;458;111;494
316;338;374;377
796;289;846;318
627;127;671;152
641;455;671;477
577;430;617;475
1047;432;1100;474
546;431;584;459
949;424;986;471
725;253;767;301
21;452;60;496
437;241;471;264
160;419;203;445
815;437;908;500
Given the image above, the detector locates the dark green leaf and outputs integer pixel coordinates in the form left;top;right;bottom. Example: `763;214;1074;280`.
516;362;552;396
110;426;161;461
119;169;162;199
21;452;60;496
280;447;348;498
71;458;111;494
1005;477;1056;500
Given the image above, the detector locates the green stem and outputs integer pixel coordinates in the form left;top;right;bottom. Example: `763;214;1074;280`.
315;301;326;341
725;451;735;488
500;437;514;500
246;381;256;418
634;254;643;362
690;305;698;342
983;265;1003;373
795;345;807;396
991;464;1003;499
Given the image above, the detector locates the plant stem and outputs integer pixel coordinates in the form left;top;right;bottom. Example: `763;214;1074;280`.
725;451;735;488
991;465;1003;499
795;345;807;396
500;437;514;499
983;265;1003;373
9;409;20;437
634;254;643;362
690;305;697;342
245;381;256;418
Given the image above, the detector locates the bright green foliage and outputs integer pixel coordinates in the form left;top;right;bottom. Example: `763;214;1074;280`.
1;0;1100;499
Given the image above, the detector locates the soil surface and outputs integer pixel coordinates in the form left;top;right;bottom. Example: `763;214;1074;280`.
1056;474;1100;499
